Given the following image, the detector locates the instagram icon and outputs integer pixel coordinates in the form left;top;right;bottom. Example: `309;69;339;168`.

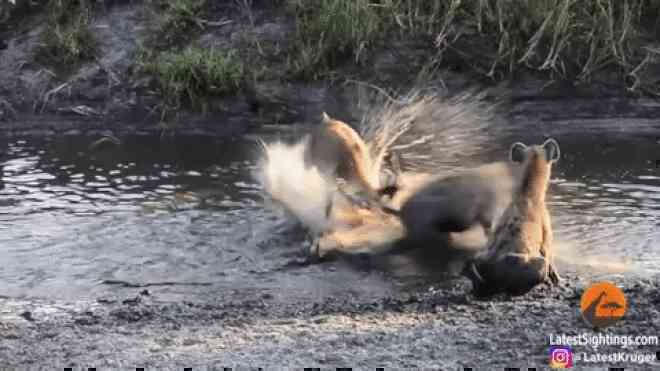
549;345;573;368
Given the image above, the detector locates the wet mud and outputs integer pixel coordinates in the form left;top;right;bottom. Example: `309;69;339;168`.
1;274;658;368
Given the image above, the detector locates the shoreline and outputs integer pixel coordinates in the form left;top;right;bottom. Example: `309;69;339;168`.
2;1;659;138
1;272;658;368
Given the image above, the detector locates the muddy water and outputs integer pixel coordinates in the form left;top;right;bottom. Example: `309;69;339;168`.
0;122;659;302
0;134;399;302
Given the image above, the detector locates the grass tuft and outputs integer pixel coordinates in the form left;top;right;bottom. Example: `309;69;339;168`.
147;0;207;49
286;0;660;91
141;47;245;111
36;0;96;68
288;0;387;80
430;0;660;84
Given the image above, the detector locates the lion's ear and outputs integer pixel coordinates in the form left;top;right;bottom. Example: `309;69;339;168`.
509;142;528;163
542;138;560;162
321;112;332;124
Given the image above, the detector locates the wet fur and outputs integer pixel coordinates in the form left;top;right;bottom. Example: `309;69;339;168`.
257;94;511;264
465;139;561;297
312;161;525;263
256;113;401;248
399;162;523;250
304;113;382;202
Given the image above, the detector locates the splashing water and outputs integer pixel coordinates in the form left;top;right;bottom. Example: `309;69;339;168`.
254;88;506;230
254;139;334;234
358;89;502;176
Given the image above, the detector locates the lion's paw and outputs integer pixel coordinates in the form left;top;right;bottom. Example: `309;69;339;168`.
310;234;341;259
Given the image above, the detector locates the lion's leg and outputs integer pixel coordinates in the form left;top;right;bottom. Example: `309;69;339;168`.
311;220;405;258
377;150;403;199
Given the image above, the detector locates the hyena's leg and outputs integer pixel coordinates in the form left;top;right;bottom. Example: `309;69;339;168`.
548;263;561;285
311;219;406;258
467;253;548;297
541;208;561;285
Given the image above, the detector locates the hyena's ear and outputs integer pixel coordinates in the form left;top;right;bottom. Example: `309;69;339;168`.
321;111;332;124
509;142;528;163
542;138;560;163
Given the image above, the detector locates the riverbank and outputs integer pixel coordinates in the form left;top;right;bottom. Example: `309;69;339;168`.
1;272;658;368
1;1;660;137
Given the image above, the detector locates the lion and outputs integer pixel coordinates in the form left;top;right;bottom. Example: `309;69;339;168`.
310;159;527;266
304;112;396;205
256;95;508;266
255;112;400;240
463;138;561;297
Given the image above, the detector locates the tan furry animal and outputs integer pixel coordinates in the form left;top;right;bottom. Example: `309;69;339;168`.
257;91;508;262
304;112;385;203
311;193;406;258
464;139;561;297
255;112;399;239
310;160;526;260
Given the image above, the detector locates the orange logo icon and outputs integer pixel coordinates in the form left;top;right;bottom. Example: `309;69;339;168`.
580;281;626;328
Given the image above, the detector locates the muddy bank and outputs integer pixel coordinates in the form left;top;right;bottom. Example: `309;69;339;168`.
1;273;658;368
2;1;660;137
0;0;417;136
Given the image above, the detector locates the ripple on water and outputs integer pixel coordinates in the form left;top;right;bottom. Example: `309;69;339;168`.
550;161;659;276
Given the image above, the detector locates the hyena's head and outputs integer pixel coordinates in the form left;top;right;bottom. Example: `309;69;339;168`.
509;138;560;188
509;138;560;165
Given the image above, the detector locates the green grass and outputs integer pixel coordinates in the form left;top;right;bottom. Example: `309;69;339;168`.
287;0;660;91
288;0;388;80
141;47;245;111
147;0;207;49
35;0;96;68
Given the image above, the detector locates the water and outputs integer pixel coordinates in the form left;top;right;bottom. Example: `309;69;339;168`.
0;134;397;302
0;124;658;301
547;134;660;277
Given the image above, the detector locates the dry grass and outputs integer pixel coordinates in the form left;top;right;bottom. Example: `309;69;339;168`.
288;0;660;91
287;0;388;80
431;0;660;85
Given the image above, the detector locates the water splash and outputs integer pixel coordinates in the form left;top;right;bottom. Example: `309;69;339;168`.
253;139;334;234
357;88;503;176
254;88;506;231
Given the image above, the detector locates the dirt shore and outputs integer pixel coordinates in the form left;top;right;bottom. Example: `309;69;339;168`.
1;1;654;138
1;270;658;369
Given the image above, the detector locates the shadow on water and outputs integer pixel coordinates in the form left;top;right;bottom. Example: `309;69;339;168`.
0;118;658;302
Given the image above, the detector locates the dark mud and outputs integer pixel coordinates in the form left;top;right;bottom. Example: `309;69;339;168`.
1;274;659;368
